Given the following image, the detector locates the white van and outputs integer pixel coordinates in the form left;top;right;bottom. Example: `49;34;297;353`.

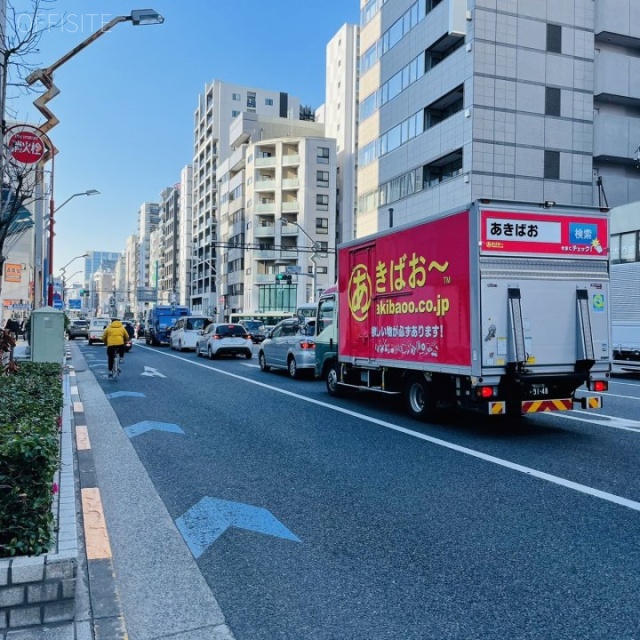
169;316;212;351
87;318;110;345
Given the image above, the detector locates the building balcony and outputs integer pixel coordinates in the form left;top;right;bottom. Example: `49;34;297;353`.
282;201;299;212
255;156;276;167
280;249;298;259
255;179;276;191
282;154;300;166
280;225;299;236
282;178;299;189
254;224;276;237
254;274;276;283
255;250;278;260
255;202;276;213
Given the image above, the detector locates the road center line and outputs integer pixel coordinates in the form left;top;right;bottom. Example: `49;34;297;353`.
138;345;640;514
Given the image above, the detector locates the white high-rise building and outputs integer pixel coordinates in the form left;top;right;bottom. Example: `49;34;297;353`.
177;165;193;306
321;23;360;244
356;0;640;236
217;113;337;318
191;80;301;316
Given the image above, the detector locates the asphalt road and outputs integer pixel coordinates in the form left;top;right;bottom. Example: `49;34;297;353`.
81;339;640;640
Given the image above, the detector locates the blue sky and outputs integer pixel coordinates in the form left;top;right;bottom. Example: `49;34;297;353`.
9;0;360;283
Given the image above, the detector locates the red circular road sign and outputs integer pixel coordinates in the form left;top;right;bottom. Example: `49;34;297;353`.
8;131;45;165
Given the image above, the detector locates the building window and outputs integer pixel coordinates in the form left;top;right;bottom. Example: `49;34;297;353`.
316;217;329;234
316;194;329;211
232;93;241;101
317;147;330;164
423;151;463;187
544;150;560;180
424;85;463;129
232;110;240;117
620;232;637;262
317;241;329;255
265;98;273;106
425;34;464;72
317;170;329;187
545;87;561;116
247;92;256;108
547;24;562;54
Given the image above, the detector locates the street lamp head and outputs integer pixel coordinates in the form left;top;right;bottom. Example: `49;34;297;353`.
85;189;100;196
129;9;165;25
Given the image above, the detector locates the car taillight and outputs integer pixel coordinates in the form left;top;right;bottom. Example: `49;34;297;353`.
299;341;315;350
590;380;608;392
477;386;495;398
213;335;222;340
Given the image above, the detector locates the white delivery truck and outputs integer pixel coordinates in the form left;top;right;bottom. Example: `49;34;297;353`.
611;261;640;373
315;199;611;419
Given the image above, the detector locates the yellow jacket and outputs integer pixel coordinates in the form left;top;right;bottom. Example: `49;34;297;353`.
102;320;129;347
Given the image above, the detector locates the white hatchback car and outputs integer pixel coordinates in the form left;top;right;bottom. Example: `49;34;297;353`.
170;316;212;351
195;323;253;359
87;318;110;345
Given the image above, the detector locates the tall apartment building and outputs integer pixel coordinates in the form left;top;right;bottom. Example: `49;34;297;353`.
83;251;120;314
191;80;301;316
158;185;180;303
217;113;337;318
124;235;139;317
320;23;360;245
356;0;640;236
177;165;193;305
136;201;160;307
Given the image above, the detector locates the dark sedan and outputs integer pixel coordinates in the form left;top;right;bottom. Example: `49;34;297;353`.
239;320;268;344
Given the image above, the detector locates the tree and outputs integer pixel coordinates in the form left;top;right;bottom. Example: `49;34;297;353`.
0;1;56;299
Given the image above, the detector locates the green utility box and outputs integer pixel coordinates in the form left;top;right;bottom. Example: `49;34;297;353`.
31;306;65;363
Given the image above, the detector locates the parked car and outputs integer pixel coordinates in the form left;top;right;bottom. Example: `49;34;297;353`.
87;318;110;345
170;316;212;351
195;323;252;359
66;319;89;340
258;318;316;378
239;320;267;344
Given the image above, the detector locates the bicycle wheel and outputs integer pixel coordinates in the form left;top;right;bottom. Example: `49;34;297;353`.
111;353;120;381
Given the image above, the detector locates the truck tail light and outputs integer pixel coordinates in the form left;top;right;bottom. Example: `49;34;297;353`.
590;380;608;392
299;341;315;350
478;386;495;398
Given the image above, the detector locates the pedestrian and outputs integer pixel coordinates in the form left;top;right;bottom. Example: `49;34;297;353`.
102;318;129;378
4;317;20;339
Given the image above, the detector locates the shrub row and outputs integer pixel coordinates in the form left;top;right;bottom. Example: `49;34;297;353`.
0;362;64;557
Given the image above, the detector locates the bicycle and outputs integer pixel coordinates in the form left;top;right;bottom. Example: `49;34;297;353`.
108;347;122;381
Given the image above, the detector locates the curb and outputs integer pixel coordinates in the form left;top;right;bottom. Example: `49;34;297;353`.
69;367;128;639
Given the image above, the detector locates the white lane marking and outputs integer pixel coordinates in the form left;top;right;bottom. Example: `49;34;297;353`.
560;410;640;433
140;365;166;378
242;363;260;368
137;344;640;513
610;379;640;388
580;391;640;401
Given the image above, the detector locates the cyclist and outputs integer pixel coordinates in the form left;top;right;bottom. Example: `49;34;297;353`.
102;318;129;378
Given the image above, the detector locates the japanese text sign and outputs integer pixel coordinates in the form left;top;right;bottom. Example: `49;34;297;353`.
480;210;608;258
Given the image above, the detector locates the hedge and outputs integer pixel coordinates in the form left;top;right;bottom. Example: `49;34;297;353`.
0;362;64;557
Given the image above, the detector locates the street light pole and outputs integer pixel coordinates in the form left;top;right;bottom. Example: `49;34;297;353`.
281;219;320;303
24;9;163;307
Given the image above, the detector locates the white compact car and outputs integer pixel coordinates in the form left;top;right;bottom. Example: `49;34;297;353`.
169;316;212;351
87;318;110;345
195;323;253;359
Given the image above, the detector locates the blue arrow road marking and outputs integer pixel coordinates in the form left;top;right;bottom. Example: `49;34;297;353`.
176;497;301;559
105;391;146;400
124;421;184;438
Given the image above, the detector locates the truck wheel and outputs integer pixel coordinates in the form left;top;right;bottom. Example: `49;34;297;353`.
326;363;345;397
404;376;436;421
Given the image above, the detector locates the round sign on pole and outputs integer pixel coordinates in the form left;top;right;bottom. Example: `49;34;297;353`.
7;130;46;165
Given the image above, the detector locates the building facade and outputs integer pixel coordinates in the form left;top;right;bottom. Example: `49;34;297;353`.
356;0;640;236
190;80;301;316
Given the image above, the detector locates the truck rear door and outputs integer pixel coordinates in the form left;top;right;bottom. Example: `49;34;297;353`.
478;208;610;373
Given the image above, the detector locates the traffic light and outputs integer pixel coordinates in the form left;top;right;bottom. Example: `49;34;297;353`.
276;273;292;284
79;289;87;296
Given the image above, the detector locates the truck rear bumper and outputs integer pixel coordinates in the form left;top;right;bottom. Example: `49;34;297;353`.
488;395;602;415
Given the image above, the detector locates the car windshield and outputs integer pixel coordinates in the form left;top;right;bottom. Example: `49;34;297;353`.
243;321;265;331
188;318;208;330
216;324;248;338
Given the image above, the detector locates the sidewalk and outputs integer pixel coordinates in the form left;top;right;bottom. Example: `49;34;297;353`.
3;342;235;639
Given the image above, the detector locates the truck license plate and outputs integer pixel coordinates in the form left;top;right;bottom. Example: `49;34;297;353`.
530;384;549;396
